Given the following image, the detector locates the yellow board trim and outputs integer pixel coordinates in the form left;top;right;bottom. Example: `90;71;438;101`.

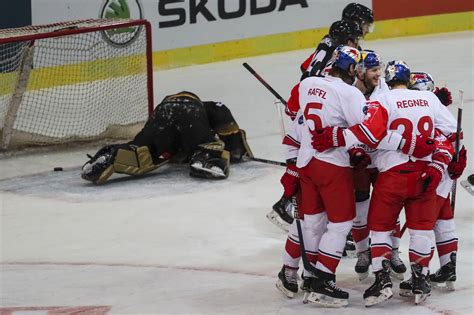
153;11;473;70
0;11;471;95
0;54;147;95
365;11;474;40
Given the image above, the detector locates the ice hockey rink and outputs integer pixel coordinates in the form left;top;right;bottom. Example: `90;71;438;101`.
1;31;473;314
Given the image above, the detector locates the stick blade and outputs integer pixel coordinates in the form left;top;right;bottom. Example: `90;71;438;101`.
461;180;474;195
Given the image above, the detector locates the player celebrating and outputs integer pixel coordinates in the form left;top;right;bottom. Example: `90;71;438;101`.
398;72;467;295
351;51;407;281
271;19;362;227
275;110;328;302
81;91;253;184
312;61;458;306
297;46;366;307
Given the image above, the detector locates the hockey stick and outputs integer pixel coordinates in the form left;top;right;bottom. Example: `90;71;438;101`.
293;199;320;277
242;62;288;137
248;157;286;167
242;62;288;106
450;90;464;212
274;100;287;139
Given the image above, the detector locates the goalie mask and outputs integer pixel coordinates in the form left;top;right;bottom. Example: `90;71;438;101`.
408;72;435;92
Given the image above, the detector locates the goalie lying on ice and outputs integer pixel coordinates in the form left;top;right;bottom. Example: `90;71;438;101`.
81;91;253;184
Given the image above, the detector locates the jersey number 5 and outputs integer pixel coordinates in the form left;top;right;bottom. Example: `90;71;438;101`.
304;102;323;131
389;116;433;139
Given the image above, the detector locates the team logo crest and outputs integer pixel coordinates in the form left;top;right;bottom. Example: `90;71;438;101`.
99;0;144;46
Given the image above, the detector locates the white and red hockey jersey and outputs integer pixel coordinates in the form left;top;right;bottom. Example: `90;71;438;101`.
282;111;304;160
433;130;455;198
346;89;457;172
297;75;367;168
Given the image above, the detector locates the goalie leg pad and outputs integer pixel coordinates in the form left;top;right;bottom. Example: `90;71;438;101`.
113;145;167;176
220;129;254;162
82;145;168;184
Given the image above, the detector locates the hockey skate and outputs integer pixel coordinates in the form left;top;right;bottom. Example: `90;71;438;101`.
430;252;456;290
276;265;298;298
399;276;414;297
306;270;349;307
363;260;393;307
411;264;431;305
342;233;356;258
389;248;407;280
266;196;294;232
355;250;371;281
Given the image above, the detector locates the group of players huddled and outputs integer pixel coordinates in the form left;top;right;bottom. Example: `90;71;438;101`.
79;2;468;309
272;2;467;308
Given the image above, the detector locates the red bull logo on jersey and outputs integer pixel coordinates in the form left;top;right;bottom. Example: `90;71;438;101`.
307;88;327;99
396;99;429;109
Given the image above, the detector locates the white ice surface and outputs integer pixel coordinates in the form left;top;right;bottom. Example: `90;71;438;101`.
1;31;473;314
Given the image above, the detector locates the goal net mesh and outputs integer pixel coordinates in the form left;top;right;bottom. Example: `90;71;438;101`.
0;19;152;150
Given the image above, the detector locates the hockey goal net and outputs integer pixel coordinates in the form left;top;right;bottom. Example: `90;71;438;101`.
0;18;154;150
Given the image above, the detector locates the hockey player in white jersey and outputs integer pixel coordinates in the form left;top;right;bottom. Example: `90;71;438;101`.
351;51;407;281
296;45;367;307
399;72;467;295
312;61;458;306
275;111;328;301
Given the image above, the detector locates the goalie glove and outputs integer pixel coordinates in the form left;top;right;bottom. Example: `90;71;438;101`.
400;134;435;158
448;146;467;179
434;87;453;106
312;126;346;152
280;160;299;198
348;147;371;170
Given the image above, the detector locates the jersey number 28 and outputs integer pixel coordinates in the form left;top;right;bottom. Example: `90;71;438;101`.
389;116;433;139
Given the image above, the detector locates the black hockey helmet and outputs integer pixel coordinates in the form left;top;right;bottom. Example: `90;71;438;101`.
329;19;362;46
342;3;374;25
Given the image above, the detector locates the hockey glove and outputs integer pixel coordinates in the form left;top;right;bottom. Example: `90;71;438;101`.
312;126;346;152
420;162;444;193
448;146;467;179
434;87;453;106
400;134;435;158
419;150;451;193
280;161;299;198
348;148;371;170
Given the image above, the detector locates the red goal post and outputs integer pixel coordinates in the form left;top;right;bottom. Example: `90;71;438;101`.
0;18;154;150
